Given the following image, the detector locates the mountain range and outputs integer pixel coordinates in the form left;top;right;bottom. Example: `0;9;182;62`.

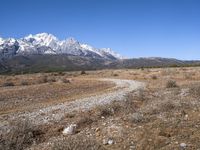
0;33;122;60
0;33;199;74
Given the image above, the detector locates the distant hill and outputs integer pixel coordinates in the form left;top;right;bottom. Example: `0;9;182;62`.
112;57;186;68
0;55;200;74
0;54;113;74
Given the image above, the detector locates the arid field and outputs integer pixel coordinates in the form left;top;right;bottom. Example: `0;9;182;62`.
1;67;200;150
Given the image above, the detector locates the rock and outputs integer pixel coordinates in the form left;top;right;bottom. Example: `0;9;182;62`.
62;124;77;135
129;113;144;123
95;127;100;132
96;132;100;137
180;143;187;149
108;139;114;145
102;123;106;126
129;145;136;150
184;114;189;120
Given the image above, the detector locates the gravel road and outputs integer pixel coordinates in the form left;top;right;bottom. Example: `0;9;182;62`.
0;78;145;133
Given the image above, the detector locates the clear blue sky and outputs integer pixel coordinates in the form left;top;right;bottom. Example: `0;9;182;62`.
0;0;200;60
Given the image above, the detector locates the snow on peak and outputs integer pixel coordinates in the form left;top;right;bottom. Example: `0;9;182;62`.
80;44;103;56
0;37;4;45
100;48;123;59
25;33;58;44
65;37;79;44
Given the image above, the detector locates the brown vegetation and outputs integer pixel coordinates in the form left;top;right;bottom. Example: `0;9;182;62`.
1;67;200;149
0;119;43;150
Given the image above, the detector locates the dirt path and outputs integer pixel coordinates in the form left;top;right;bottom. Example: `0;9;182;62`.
0;78;145;133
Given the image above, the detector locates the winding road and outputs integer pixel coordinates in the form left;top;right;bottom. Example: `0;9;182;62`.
0;78;145;133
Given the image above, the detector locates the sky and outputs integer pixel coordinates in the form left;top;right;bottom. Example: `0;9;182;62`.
0;0;200;60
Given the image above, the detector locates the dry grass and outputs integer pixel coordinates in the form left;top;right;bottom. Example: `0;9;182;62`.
2;81;15;87
52;135;105;150
59;77;71;83
20;80;29;86
76;112;95;128
189;84;200;97
2;67;200;149
37;75;48;84
128;112;145;123
47;76;57;83
0;119;43;150
95;104;114;117
0;76;114;114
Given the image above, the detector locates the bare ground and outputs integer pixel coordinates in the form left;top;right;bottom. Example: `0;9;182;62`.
1;67;200;150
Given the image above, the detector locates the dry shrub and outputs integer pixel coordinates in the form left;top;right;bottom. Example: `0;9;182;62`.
76;112;94;128
47;77;57;83
37;75;48;84
166;80;178;88
0;119;43;150
94;94;138;118
109;101;123;113
151;75;157;80
95;105;113;117
184;73;192;80
136;89;146;101
37;75;59;84
20;80;29;86
52;135;105;150
121;94;138;113
58;72;65;76
80;71;86;75
112;73;119;77
128;112;144;123
2;82;15;87
160;101;177;112
189;84;200;97
61;78;71;83
161;68;176;76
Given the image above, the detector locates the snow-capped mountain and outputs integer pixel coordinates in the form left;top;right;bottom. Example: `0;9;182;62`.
0;33;122;60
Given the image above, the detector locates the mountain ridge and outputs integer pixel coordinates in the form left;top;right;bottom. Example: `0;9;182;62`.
0;33;123;60
1;33;200;74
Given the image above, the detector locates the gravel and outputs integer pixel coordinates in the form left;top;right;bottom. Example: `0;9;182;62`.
0;78;145;133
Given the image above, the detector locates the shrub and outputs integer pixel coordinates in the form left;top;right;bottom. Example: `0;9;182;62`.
37;76;48;84
160;101;177;112
121;94;137;113
58;72;65;76
48;77;57;83
76;114;94;128
136;89;146;101
189;85;200;97
151;75;157;80
128;112;144;123
52;135;105;150
0;119;42;150
113;73;119;77
80;71;86;75
20;80;29;86
166;80;178;88
2;82;15;87
57;77;70;83
95;105;113;117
